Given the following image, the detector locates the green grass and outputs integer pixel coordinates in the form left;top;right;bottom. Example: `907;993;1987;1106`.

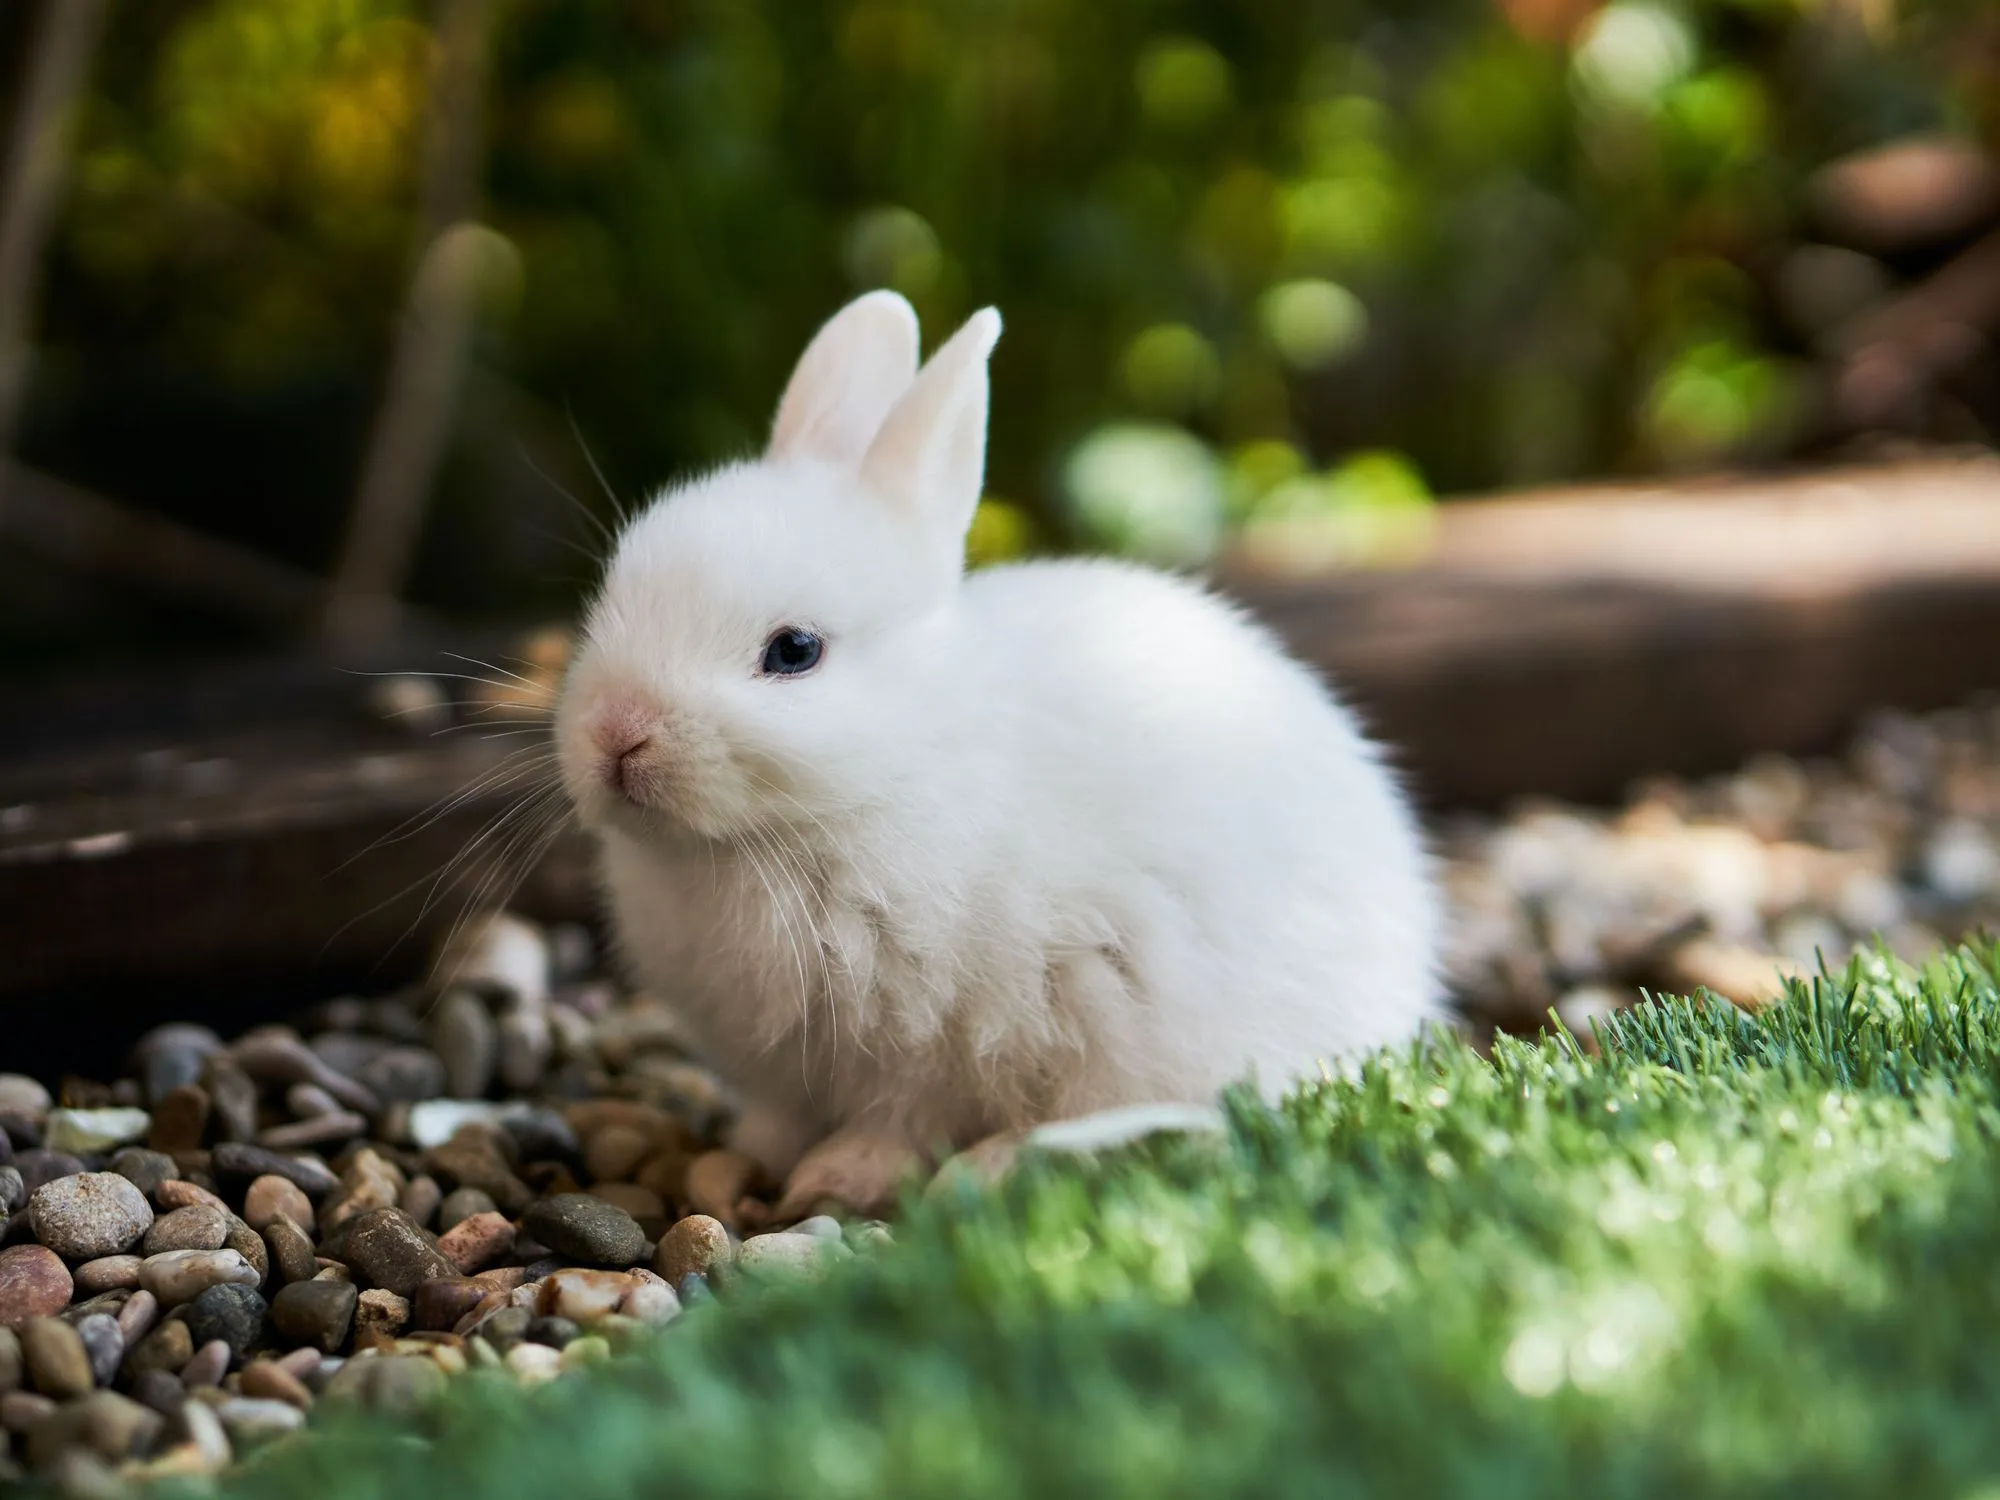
203;943;2000;1500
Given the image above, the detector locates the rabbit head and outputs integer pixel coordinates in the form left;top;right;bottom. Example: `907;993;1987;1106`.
557;291;1002;841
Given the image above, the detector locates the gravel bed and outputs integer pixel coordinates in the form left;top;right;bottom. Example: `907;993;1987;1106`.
0;914;869;1490
1443;698;2000;1038
6;696;2000;1488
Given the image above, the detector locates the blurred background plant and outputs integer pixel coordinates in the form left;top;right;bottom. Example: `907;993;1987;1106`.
0;0;1995;669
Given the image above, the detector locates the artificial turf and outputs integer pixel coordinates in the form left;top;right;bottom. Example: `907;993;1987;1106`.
194;942;2000;1499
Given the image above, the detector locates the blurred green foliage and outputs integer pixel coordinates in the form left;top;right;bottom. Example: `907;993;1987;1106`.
11;0;1996;626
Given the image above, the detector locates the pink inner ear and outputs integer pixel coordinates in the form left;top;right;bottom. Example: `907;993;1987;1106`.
769;292;922;467
861;307;1001;529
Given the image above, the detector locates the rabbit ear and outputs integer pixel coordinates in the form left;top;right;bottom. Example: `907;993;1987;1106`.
861;307;1001;549
769;291;922;465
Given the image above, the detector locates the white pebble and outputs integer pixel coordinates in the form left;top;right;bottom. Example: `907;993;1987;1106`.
139;1249;260;1306
617;1280;680;1326
43;1108;151;1154
504;1342;562;1384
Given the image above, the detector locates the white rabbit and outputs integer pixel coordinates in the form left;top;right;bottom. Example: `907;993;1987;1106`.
555;291;1441;1216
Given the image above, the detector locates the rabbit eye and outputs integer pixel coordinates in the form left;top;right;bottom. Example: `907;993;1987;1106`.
760;627;824;677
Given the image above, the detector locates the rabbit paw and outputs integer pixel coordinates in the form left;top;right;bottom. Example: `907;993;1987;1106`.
775;1123;924;1220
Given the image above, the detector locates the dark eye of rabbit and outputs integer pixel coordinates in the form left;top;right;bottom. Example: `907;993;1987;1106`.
760;627;824;676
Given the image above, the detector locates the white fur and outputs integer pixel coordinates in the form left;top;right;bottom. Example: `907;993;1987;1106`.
557;293;1441;1179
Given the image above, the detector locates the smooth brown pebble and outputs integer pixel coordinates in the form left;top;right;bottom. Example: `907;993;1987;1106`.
264;1216;318;1285
683;1150;757;1225
156;1180;231;1213
180;1339;231;1389
144;1204;230;1255
435;1211;515;1274
242;1176;313;1233
654;1214;732;1284
584;1125;651;1183
20;1317;93;1399
73;1256;144;1295
0;1245;73;1326
239;1360;313;1409
354;1288;411;1339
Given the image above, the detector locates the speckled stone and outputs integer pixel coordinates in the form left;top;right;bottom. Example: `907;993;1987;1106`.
28;1172;154;1259
0;1246;73;1326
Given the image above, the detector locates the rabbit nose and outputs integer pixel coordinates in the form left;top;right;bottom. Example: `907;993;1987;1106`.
605;733;651;795
589;704;659;795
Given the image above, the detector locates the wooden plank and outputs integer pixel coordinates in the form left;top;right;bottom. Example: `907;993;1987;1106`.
5;455;2000;1003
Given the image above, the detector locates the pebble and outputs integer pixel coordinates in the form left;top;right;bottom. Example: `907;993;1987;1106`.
131;1368;187;1416
523;1194;645;1267
209;1143;340;1199
170;1396;230;1465
505;1340;561;1384
269;1281;356;1353
436;1210;514;1273
342;1209;456;1297
258;1112;368;1150
179;1339;230;1388
735;1231;852;1281
433;991;497;1099
359;1046;447;1104
1;1389;57;1431
684;1150;758;1224
30;1389;163;1466
441;912;551;1009
123;1319;193;1378
322;1352;444;1412
538;1268;636;1323
216;1396;304;1447
467;1305;530;1351
424;1130;532;1211
355;1287;411;1340
239;1360;313;1409
107;1149;177;1199
143;1204;230;1255
230;1031;380;1115
589;1182;668;1236
137;1025;221;1106
202;1059;260;1143
21;1316;93;1398
412;1277;488;1332
43;1109;151;1155
139;1249;260;1306
437;1186;497;1230
13;1148;86;1194
0;1326;17;1390
74;1315;122;1387
408;1100;536;1151
0;1245;73;1324
72;1255;141;1295
185;1283;266;1358
523;1314;579;1349
498;1008;553;1090
283;1082;344;1119
146;1086;211;1154
398;1173;443;1228
263;1216;318;1285
0;1078;50;1123
654;1214;732;1284
790;1214;846;1241
619;1279;680;1326
156;1179;231;1212
0;1166;22;1214
114;1289;158;1344
242;1175;314;1233
584;1128;652;1184
224;1218;268;1285
559;1334;611;1372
